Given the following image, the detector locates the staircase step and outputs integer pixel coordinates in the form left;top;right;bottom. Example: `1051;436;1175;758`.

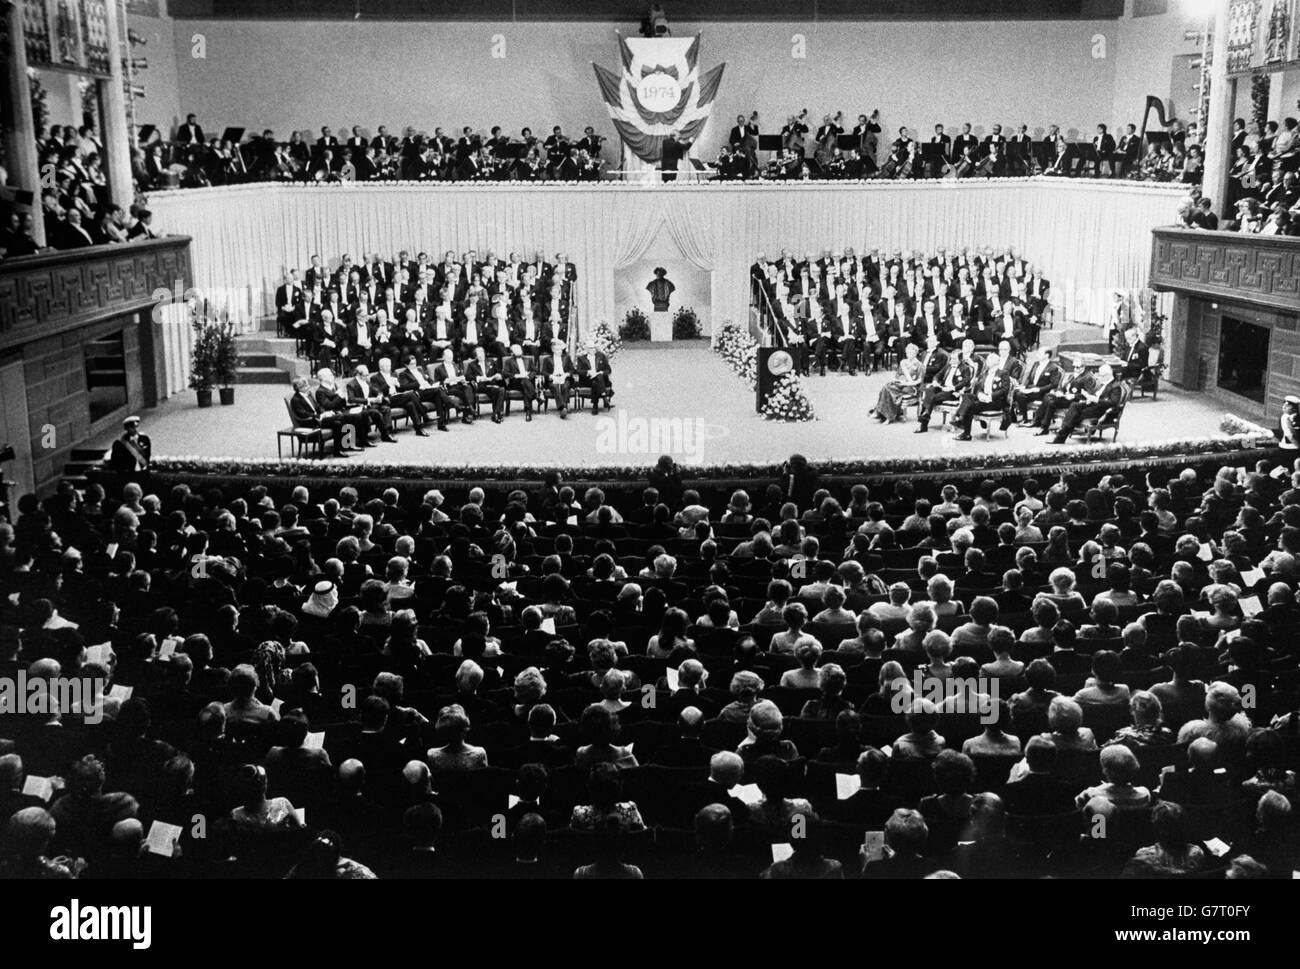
240;353;279;368
236;366;292;384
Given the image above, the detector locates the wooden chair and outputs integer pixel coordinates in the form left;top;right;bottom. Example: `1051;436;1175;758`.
1076;381;1132;443
1132;344;1166;400
280;396;334;458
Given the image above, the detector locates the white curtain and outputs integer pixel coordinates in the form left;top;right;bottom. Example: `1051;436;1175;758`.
149;178;1184;369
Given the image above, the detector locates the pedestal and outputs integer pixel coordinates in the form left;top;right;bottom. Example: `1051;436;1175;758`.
650;310;673;341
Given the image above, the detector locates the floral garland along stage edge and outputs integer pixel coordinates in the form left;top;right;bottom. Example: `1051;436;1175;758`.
149;430;1278;487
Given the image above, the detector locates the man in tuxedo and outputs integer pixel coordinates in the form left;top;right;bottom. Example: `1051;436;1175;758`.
434;347;477;424
466;345;506;424
1089;123;1117;177
1009;124;1033;175
661;130;691;182
918;333;949;386
397;355;450;431
1009;348;1061;427
928;124;952;178
541;342;575;418
576;342;613;415
503;344;540;422
953;123;978;165
108;416;152;473
305;373;375;453
1115;123;1141;176
952;353;1010;441
1034;363;1095;435
275;270;303;337
343;365;397;442
372;357;430;436
175;114;204;145
1052;364;1123;444
1119;326;1148;381
916;339;975;433
57;208;96;249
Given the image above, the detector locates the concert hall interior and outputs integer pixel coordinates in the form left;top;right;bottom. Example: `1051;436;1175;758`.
4;0;1300;899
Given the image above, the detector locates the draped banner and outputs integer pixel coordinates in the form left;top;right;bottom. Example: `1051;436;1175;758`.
593;34;726;165
147;179;1185;395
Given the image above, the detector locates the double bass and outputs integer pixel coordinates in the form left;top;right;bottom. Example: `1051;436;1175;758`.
813;111;844;170
783;110;810;156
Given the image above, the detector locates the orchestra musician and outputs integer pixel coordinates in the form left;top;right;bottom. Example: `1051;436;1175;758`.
853;111;881;170
929;124;952;178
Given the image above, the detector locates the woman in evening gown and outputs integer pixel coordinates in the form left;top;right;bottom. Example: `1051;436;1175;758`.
872;342;924;423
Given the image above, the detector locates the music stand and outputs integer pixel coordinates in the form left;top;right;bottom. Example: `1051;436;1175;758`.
137;124;158;145
920;143;947;162
836;134;858;150
504;142;528;159
757;134;783;152
220;127;246;145
1145;131;1171;149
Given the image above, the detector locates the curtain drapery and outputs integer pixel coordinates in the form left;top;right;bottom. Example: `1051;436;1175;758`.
148;179;1184;395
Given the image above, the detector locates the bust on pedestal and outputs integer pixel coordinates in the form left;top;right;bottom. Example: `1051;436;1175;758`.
647;267;676;342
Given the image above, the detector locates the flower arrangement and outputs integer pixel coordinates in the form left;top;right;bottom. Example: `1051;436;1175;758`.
587;320;623;359
1220;413;1274;438
713;321;758;389
672;306;702;340
620;307;650;342
762;372;816;422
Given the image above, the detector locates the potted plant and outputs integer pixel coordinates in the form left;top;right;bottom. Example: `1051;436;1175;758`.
213;319;242;405
188;319;217;408
672;306;701;340
619;307;650;342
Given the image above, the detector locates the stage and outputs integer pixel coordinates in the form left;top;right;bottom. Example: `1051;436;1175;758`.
128;346;1243;472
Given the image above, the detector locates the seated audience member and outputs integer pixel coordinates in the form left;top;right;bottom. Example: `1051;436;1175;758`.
861;808;939;879
892;699;947;760
1001;737;1076;816
570;763;646;832
1121;802;1206;878
1074;744;1150;810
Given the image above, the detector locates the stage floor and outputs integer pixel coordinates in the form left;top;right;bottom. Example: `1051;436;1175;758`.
137;347;1231;469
